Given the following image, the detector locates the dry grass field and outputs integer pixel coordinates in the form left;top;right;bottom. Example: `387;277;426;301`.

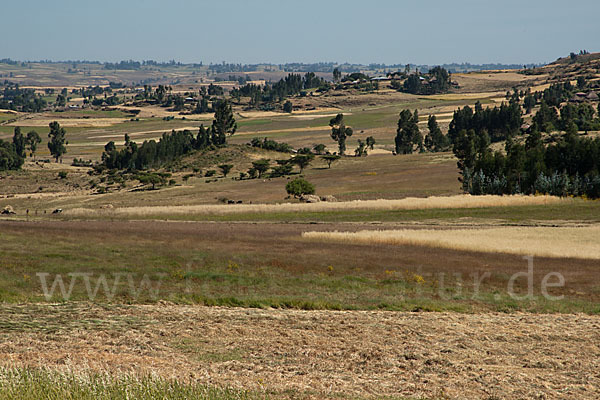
303;225;600;260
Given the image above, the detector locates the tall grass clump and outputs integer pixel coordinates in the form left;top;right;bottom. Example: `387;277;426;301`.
0;367;266;400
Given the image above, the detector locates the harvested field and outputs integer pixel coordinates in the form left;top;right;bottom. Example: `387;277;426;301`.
6;117;128;128
64;195;569;218
303;225;600;260
0;303;599;399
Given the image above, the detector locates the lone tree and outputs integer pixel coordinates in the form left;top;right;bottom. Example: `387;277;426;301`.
252;159;270;178
329;114;353;155
286;177;315;198
137;173;166;190
283;100;293;113
289;154;313;173
47;121;68;162
26;130;42;160
218;164;233;177
321;154;341;168
211;100;237;146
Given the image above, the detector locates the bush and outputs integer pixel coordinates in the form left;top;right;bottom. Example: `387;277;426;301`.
285;178;315;198
57;171;68;179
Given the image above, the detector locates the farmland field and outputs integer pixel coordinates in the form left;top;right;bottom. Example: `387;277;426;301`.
1;55;600;400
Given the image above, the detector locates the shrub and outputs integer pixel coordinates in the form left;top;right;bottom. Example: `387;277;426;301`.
285;178;315;198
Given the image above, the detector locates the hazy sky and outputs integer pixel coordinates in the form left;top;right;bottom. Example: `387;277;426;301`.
1;0;598;65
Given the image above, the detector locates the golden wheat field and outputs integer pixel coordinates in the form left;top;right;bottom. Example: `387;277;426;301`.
302;225;600;260
64;194;569;217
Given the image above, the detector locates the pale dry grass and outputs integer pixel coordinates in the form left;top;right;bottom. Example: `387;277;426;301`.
302;225;600;260
7;117;128;128
2;304;599;399
234;126;331;136
65;194;570;218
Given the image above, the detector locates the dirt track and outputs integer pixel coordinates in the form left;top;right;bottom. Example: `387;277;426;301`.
1;304;599;399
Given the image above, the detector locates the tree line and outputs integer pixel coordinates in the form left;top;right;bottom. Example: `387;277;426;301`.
101;101;236;170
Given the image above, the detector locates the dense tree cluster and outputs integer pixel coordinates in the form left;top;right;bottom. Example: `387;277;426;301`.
448;101;522;143
341;72;370;82
249;137;293;153
102;129;202;170
0;85;46;112
0;139;24;170
104;60;141;70
231;73;328;107
0;126;49;169
454;127;600;198
394;67;452;95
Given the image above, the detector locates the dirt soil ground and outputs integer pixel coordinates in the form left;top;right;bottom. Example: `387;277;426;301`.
1;304;598;399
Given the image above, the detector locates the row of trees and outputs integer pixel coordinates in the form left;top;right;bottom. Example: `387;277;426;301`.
448;101;523;143
102;101;236;170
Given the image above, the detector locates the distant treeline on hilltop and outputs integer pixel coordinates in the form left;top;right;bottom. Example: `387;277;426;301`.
0;58;542;73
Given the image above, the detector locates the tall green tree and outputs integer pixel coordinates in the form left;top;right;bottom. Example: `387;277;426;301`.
12;127;26;159
395;110;421;154
211;100;237;146
47;121;68;162
452;129;477;191
329;114;353;155
218;164;233;177
424;115;449;152
26;130;42;160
